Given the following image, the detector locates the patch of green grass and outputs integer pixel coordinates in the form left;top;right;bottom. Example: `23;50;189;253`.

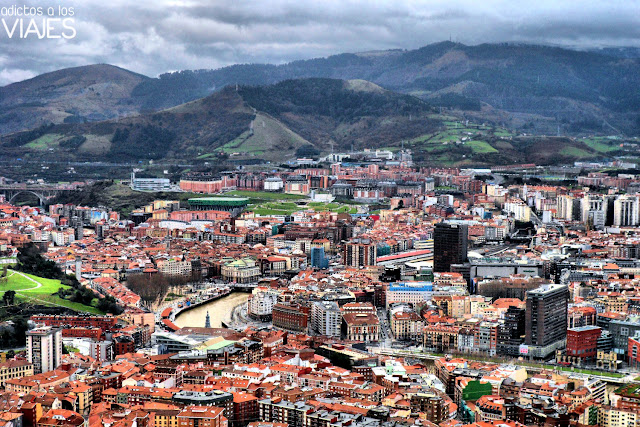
217;131;253;153
560;146;592;158
307;202;357;213
494;129;514;137
583;138;620;153
227;190;304;200
8;272;64;294
248;201;300;216
568;368;623;378
249;199;356;216
196;153;219;160
226;190;306;204
215;113;309;161
26;134;61;150
252;208;293;216
408;134;435;144
440;135;460;142
3;271;104;314
466;140;498;154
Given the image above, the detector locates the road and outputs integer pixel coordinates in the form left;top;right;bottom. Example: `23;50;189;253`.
377;308;392;348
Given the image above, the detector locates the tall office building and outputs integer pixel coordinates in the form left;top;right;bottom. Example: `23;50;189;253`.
525;284;569;358
497;306;526;357
27;326;63;374
343;238;376;267
613;195;639;227
433;222;468;272
310;246;329;269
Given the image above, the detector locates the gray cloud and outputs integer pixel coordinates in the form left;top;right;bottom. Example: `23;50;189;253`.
0;0;639;85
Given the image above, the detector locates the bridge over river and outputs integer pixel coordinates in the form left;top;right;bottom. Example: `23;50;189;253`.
0;184;78;205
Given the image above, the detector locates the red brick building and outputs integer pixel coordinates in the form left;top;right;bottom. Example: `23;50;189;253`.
629;335;640;369
566;326;601;359
231;393;258;427
62;327;103;340
113;335;135;355
31;315;117;331
272;304;309;333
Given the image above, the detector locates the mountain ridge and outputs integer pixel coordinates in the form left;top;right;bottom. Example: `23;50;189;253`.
2;42;640;137
1;76;627;168
0;64;149;135
0;78;442;163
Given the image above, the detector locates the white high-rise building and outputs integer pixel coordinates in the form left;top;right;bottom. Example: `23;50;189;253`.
557;195;582;221
503;199;531;221
311;301;342;337
27;327;62;374
614;195;639;227
581;194;607;223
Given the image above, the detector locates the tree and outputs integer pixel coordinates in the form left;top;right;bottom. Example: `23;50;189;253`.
295;145;320;158
126;274;173;308
0;266;7;287
16;243;62;279
97;295;123;315
2;291;15;306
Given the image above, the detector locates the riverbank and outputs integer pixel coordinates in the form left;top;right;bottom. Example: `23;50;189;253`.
223;300;248;329
158;286;234;331
174;292;249;329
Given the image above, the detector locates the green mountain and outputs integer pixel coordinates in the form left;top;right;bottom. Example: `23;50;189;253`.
131;42;640;136
2;77;629;168
0;78;440;163
2;42;640;138
0;64;149;135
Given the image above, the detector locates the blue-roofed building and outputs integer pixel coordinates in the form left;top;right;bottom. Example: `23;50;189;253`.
386;281;434;309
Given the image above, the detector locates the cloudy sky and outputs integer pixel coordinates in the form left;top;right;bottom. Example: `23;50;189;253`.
0;0;639;86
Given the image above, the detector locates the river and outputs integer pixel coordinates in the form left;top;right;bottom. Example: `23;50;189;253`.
173;292;249;328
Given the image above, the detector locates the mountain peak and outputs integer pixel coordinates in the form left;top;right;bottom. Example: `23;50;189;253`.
0;63;150;135
344;79;386;93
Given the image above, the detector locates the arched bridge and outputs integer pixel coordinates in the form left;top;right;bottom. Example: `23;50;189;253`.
0;184;78;206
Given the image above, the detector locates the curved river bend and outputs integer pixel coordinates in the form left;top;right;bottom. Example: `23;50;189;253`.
174;292;249;328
